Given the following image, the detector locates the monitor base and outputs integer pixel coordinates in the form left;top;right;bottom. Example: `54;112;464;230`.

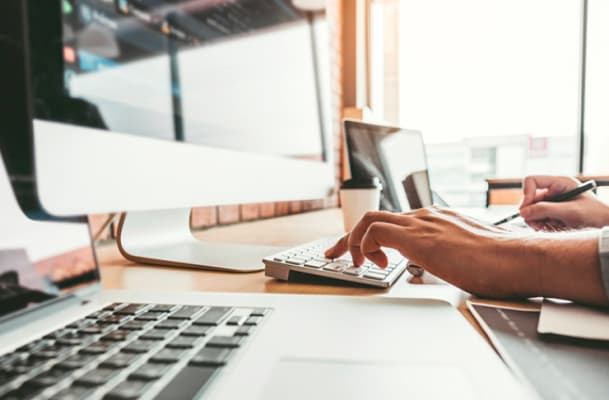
116;208;282;272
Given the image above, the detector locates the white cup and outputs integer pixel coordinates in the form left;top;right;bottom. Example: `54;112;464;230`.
339;178;382;232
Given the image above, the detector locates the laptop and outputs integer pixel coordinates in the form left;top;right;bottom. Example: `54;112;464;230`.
0;160;531;400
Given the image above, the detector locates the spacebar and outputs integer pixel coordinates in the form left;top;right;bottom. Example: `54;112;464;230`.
154;365;219;400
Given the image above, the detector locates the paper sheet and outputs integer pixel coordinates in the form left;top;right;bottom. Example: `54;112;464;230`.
538;300;609;341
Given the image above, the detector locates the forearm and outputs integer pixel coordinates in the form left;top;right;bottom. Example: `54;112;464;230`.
529;230;608;306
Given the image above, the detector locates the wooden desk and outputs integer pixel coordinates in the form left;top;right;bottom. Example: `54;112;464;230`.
97;208;485;338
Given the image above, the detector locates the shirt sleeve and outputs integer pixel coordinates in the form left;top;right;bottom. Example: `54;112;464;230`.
597;227;609;297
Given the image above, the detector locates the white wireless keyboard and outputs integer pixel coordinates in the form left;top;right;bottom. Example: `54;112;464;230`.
263;238;407;288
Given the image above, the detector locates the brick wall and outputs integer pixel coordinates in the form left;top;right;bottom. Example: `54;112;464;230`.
90;1;344;238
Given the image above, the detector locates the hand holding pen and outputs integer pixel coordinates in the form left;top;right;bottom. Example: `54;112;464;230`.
495;177;603;229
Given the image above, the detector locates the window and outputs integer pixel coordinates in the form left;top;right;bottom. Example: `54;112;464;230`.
370;0;583;206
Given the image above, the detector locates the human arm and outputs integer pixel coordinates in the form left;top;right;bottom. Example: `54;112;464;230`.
519;176;609;230
325;208;609;306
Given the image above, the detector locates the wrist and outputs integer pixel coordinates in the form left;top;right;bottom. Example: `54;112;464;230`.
532;231;607;305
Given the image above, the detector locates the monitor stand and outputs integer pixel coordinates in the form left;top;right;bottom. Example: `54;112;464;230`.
116;208;283;272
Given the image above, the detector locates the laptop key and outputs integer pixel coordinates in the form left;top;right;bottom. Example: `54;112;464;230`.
129;363;171;381
153;365;218;400
189;347;231;367
121;321;152;331
166;336;201;349
80;341;115;355
140;329;172;341
249;308;267;317
193;307;232;326
150;349;187;364
155;320;186;330
98;315;129;325
234;325;254;337
149;304;179;313
179;326;212;337
101;330;131;342
114;303;149;316
243;316;262;326
30;367;71;387
168;305;204;320
206;336;243;348
121;341;152;354
56;354;96;370
75;368;118;387
101;352;141;369
104;380;150;400
53;386;93;400
134;312;162;321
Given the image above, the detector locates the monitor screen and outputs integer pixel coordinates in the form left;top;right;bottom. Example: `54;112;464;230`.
0;155;99;321
34;0;325;161
344;120;430;212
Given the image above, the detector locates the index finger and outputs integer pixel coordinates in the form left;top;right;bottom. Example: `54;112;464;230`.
344;211;410;266
520;176;579;209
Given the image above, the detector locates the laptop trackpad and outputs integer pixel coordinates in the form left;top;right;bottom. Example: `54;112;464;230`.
259;358;475;400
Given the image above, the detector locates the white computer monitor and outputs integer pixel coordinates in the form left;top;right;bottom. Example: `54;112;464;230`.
2;0;333;271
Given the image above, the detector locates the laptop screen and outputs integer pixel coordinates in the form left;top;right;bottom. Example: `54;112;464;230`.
0;156;99;321
344;120;432;212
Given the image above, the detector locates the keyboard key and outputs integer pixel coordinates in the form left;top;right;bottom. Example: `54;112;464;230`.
85;310;112;320
79;324;112;335
101;330;131;342
249;308;268;317
30;367;71;387
75;368;118;387
104;380;150;399
103;303;127;312
155;320;186;330
323;262;349;273
234;326;254;337
114;303;149;316
2;384;43;400
121;341;152;354
166;336;201;349
206;336;243;348
101;352;140;369
150;348;187;364
343;266;367;276
286;257;307;265
53;386;93;400
189;347;231;367
98;315;129;325
193;307;232;326
65;319;94;330
362;271;388;281
154;365;218;400
140;329;172;341
129;363;171;381
121;321;152;331
149;304;179;313
134;312;162;321
243;316;262;326
80;341;115;355
168;306;204;320
179;326;212;337
226;315;244;326
304;260;326;268
272;254;288;262
56;354;96;370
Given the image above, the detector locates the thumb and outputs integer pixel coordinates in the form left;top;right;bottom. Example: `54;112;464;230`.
520;202;571;222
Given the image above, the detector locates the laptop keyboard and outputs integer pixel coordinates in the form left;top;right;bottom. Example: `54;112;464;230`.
263;238;407;288
0;303;269;399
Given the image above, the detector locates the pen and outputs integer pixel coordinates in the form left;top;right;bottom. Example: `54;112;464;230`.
493;180;597;226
